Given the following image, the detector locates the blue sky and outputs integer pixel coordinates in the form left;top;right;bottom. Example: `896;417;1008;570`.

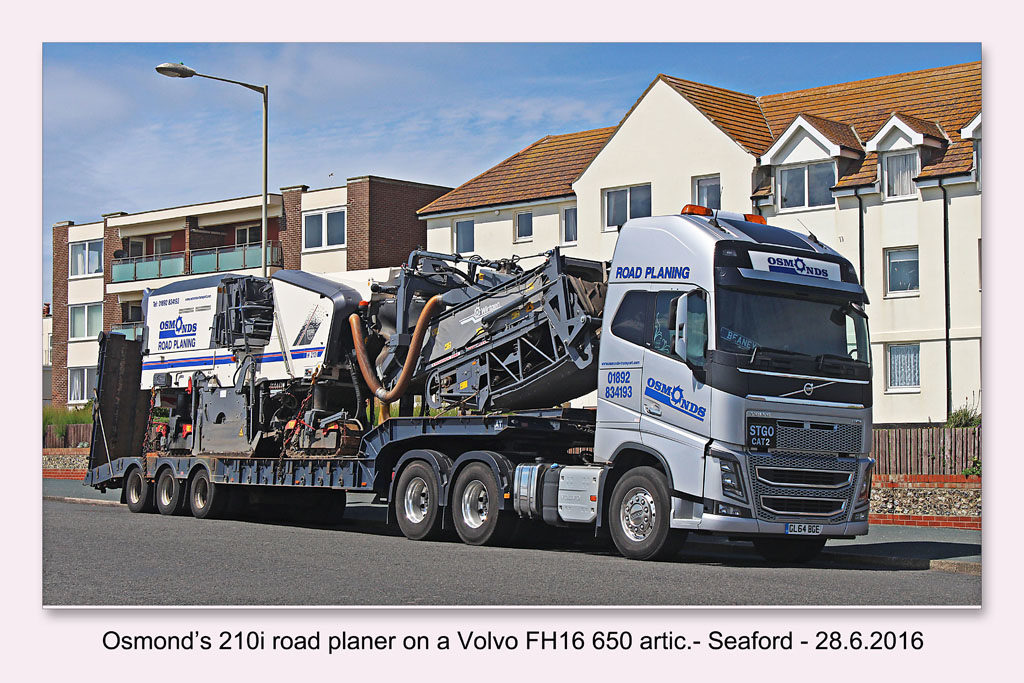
42;42;980;300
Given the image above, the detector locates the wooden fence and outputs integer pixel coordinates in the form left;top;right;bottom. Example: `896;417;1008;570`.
43;423;92;449
870;427;981;475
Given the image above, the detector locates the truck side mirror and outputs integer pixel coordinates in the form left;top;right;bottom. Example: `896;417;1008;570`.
673;292;689;360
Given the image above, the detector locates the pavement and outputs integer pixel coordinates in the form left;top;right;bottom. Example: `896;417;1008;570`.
42;479;981;575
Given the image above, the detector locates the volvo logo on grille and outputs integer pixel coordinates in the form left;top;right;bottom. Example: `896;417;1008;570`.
781;380;836;399
803;382;815;396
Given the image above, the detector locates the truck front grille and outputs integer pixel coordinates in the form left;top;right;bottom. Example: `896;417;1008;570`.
748;452;857;524
775;421;862;453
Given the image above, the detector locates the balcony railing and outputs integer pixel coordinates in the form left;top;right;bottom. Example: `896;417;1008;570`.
191;242;282;274
111;322;145;341
112;251;186;282
110;242;283;283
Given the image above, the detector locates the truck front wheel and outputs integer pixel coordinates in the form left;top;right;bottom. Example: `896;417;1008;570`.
124;467;155;514
451;462;516;546
395;462;443;541
609;467;686;561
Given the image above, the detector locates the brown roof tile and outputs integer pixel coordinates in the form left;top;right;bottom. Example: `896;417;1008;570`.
834;153;879;189
917;140;975;179
889;111;948;140
794;112;863;151
658;75;775;154
418;127;615;215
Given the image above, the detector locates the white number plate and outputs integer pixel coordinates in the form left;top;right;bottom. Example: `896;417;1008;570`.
785;523;822;535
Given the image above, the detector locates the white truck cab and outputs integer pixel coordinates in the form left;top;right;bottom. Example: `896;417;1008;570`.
594;206;873;559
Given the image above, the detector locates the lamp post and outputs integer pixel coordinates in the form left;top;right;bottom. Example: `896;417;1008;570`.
156;62;269;278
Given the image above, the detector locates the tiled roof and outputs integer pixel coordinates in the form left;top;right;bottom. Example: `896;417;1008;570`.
917;141;975;179
796;113;863;151
834;153;880;189
890;111;948;141
658;75;774;155
418;127;615;215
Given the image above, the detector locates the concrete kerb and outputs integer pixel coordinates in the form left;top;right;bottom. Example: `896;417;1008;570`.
43;496;981;574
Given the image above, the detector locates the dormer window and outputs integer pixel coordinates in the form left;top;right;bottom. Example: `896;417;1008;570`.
778;161;835;210
883;151;918;199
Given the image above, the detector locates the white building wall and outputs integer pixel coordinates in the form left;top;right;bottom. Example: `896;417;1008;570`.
573;79;757;261
425;199;577;262
301;187;349;273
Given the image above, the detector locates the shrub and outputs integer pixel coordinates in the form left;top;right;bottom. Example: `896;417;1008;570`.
43;404;93;440
946;395;981;428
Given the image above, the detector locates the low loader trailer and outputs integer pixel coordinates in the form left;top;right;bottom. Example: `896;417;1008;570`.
86;206;874;561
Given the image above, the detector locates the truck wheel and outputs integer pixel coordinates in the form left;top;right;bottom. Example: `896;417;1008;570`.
124;467;155;514
189;469;230;519
451;462;516;546
609;467;686;561
395;462;443;541
155;468;187;516
752;538;826;564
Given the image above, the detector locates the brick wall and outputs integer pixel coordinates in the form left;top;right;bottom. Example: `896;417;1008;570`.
280;186;307;270
353;176;452;269
51;222;70;406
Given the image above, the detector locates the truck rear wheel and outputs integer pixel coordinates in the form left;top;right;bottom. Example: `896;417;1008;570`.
124;467;154;513
752;538;826;564
189;469;230;519
395;462;443;541
609;466;686;561
155;468;188;516
451;462;516;546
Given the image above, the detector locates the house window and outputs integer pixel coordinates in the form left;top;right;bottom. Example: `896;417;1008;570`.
121;303;144;322
887;343;920;390
515;212;533;242
68;366;98;404
884;152;918;198
562;208;578;244
778;162;835;210
154;236;174;255
303;209;346;250
128;238;145;258
69;303;102;340
455;219;474;253
694;175;721;210
70;239;103;277
236;226;261;245
604;184;652;230
885;247;919;294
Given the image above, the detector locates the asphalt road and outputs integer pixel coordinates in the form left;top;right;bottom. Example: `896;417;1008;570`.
43;499;981;606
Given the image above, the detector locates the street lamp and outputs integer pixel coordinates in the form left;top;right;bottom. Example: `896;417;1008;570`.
156;62;270;278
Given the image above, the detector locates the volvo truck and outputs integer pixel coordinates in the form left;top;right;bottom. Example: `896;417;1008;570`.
86;205;874;562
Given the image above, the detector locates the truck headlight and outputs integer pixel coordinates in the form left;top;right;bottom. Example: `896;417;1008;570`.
719;458;746;503
856;461;874;505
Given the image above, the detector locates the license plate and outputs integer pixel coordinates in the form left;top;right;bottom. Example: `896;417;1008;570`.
785;523;822;535
747;418;777;451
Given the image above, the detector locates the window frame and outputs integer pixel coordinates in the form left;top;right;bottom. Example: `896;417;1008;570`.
454;218;475;254
885;342;921;393
776;160;836;212
884;246;920;298
693;174;722;210
302;207;348;252
514;211;534;244
68;302;102;341
236;225;261;245
69;238;104;279
602;183;652;232
128;238;146;258
561;207;578;246
882;150;919;201
67;366;98;405
153;234;175;256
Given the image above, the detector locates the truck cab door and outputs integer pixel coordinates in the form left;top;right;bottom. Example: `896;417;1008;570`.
639;287;711;499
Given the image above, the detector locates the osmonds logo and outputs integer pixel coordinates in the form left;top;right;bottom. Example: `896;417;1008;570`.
159;316;197;339
749;251;840;281
644;377;706;422
766;256;830;279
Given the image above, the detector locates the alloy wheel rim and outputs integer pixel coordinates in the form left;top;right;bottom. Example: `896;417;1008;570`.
620;487;657;542
461;480;489;529
403;477;430;523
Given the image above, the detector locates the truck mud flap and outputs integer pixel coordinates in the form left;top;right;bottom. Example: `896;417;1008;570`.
88;332;149;482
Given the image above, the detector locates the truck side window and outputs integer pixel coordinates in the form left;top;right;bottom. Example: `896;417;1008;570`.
610;291;649;346
686;291;708;367
652;292;677;355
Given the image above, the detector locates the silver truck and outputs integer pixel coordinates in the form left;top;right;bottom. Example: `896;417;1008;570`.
86;205;873;562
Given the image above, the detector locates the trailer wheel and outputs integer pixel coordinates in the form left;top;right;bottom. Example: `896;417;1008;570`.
395;462;443;541
124;467;154;514
451;462;516;546
189;469;230;519
608;467;686;561
155;468;188;516
752;538;826;564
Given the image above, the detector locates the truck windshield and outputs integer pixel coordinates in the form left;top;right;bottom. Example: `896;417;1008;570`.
716;288;870;366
